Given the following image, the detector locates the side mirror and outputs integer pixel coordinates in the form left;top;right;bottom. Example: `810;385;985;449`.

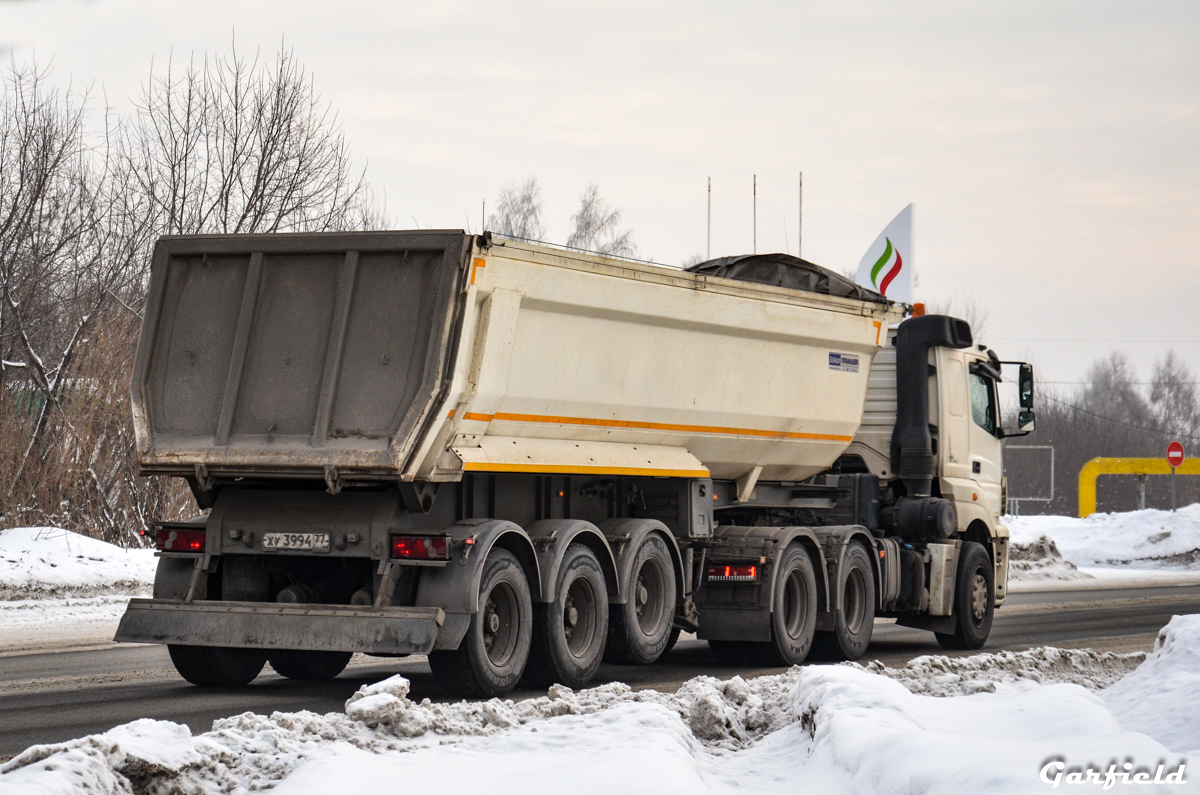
1019;364;1034;409
1018;410;1036;433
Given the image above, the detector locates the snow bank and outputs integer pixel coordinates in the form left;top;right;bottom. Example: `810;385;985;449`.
1008;505;1200;571
853;645;1145;695
1008;533;1095;581
5;622;1198;794
1103;614;1200;755
0;527;156;600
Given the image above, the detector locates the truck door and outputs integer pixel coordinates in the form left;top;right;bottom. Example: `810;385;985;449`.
965;359;1004;519
936;349;1003;525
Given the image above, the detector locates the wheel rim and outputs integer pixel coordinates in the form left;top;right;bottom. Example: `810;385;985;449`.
482;581;519;666
969;569;989;625
563;574;598;658
781;567;809;641
634;557;667;636
844;566;867;635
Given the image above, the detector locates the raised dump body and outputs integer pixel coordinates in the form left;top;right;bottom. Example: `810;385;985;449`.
134;232;901;486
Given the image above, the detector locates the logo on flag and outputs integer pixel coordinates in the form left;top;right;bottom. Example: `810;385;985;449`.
856;204;914;304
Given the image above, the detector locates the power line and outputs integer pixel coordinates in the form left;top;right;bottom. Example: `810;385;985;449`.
1040;381;1200;386
1039;392;1200;444
990;338;1200;344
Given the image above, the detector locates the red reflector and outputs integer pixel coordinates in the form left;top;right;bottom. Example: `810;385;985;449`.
155;528;206;552
390;535;450;561
707;564;758;582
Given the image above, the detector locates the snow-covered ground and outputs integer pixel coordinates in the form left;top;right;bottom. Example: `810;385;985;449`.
1007;505;1200;584
0;527;155;651
3;615;1197;794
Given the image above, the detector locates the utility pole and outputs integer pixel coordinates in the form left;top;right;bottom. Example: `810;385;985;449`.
753;174;757;254
707;177;711;260
798;171;803;259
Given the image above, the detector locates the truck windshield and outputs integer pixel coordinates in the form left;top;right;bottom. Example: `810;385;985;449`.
970;373;997;435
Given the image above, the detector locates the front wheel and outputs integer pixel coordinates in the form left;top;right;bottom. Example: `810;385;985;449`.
811;540;875;661
168;645;266;686
428;549;533;698
936;541;995;650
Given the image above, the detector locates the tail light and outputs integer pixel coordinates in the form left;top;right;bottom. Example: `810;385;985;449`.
390;535;450;561
154;528;206;552
707;564;758;582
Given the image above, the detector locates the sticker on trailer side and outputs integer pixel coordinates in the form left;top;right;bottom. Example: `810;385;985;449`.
828;352;860;373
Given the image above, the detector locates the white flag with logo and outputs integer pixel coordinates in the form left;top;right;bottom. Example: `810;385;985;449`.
855;203;913;304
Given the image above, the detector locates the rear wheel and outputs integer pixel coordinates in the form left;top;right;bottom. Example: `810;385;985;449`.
168;645;266;686
429;549;533;698
743;545;818;666
935;541;994;650
604;534;676;665
663;625;682;655
523;544;609;689
811;540;875;661
269;650;352;680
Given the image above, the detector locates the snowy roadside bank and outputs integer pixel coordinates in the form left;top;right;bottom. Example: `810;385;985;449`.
3;615;1198;794
1007;505;1200;584
0;527;156;652
0;528;155;601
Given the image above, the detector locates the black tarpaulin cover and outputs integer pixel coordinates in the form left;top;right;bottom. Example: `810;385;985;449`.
685;253;889;303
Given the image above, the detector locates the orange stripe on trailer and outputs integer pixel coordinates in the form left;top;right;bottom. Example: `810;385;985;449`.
457;411;851;442
462;462;711;478
470;257;486;285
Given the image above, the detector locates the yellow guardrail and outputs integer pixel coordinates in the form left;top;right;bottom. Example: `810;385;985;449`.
1078;457;1200;517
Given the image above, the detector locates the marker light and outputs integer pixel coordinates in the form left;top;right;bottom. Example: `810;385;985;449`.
390;535;451;561
154;528;206;552
707;564;758;582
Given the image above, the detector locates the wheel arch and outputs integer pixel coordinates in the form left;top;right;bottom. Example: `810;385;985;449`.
598;518;684;606
415;519;541;616
524;519;619;603
810;526;882;610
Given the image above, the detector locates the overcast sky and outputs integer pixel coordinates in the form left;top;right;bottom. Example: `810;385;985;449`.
3;0;1198;388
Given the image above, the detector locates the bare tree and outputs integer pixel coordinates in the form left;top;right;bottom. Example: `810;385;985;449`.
123;44;376;235
487;177;545;241
0;45;379;542
566;182;635;257
1150;350;1199;443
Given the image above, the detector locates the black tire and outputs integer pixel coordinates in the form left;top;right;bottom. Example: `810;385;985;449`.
811;540;875;661
168;645;266;686
742;545;818;666
935;541;995;650
604;534;677;665
428;549;533;698
523;544;609;689
663;625;682;655
269;650;352;680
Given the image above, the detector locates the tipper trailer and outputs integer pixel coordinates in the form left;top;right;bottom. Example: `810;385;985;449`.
115;230;1037;696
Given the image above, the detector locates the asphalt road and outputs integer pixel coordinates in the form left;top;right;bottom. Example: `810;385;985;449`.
1;584;1198;759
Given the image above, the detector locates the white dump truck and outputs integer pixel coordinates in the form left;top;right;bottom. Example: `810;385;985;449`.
115;230;1036;696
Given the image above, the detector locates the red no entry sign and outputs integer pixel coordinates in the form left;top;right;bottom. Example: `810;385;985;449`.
1167;441;1185;468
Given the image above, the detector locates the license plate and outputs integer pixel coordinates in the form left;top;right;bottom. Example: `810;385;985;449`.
262;532;330;553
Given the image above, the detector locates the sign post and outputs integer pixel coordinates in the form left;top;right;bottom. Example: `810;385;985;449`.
1167;441;1185;512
